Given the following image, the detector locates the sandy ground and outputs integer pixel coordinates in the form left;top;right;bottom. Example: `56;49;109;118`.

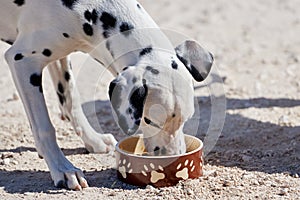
0;0;300;199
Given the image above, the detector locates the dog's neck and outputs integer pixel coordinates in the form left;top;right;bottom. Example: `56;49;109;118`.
89;29;176;76
83;5;175;76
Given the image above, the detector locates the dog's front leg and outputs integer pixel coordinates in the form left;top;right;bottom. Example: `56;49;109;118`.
48;57;117;153
5;45;88;190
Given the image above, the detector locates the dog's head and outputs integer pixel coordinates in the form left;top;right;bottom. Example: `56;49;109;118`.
109;40;213;155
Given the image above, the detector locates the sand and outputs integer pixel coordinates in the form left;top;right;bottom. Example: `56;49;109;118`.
0;0;300;199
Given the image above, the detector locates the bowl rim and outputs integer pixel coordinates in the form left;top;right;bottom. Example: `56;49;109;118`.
115;134;203;159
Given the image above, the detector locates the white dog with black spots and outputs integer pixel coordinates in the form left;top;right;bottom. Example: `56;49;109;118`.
0;0;213;190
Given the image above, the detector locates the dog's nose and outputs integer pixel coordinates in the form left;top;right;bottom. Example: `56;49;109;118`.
153;146;167;156
153;146;160;156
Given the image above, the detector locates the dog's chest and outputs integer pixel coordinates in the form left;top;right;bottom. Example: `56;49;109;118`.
0;2;22;43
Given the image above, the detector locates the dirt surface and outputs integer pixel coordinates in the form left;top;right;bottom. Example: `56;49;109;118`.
0;0;300;199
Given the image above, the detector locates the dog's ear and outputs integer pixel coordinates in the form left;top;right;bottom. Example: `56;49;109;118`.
108;79;148;135
175;40;213;82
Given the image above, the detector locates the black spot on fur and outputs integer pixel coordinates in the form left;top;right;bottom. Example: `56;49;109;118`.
100;12;117;30
120;22;134;36
123;67;128;71
84;10;91;21
145;66;153;70
84;9;98;24
100;12;116;38
151;69;159;75
106;41;111;51
57;81;65;105
91;10;98;24
58;82;64;94
109;80;148;136
42;49;52;57
146;66;159;75
134;119;141;126
142;79;147;85
1;38;14;45
32;51;36;54
14;53;24;61
132;77;137;83
63;33;70;38
139;46;153;57
83;23;93;36
171;60;178;69
61;0;78;9
64;72;70;82
30;73;43;93
57;93;65;105
105;41;114;57
129;84;148;122
108;81;117;101
102;31;109;38
137;4;141;9
14;0;25;6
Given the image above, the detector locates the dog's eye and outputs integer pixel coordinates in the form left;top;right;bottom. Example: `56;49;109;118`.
144;117;161;129
144;117;152;124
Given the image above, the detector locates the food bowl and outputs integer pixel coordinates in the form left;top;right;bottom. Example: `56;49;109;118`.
115;134;204;187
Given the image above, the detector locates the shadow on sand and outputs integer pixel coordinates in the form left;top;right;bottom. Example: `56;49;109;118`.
82;96;300;175
0;96;299;193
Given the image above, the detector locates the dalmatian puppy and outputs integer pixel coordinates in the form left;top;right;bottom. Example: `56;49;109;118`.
0;0;213;190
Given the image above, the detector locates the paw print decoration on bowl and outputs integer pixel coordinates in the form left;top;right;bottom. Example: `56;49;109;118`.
115;134;204;187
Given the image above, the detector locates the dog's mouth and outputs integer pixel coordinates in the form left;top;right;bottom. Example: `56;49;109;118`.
142;134;187;156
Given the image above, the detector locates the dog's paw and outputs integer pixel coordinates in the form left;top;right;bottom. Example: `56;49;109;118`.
141;163;166;184
84;133;117;153
47;153;89;190
54;169;89;190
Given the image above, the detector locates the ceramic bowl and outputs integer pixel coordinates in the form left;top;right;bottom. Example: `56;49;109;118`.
115;134;204;187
